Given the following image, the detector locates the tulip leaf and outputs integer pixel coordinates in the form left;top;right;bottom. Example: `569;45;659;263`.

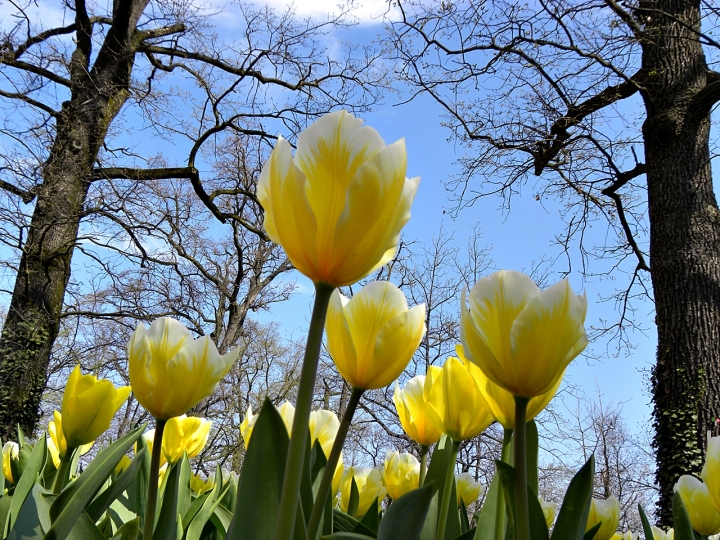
526;421;539;497
209;503;234;536
638;504;654;540
226;398;289;540
452;530;476;540
376;484;433;540
459;500;470;533
671;491;695;540
110;517;141;540
359;498;379;534
86;447;147;522
474;472;502;540
186;479;230;540
6;433;46;534
320;534;374;540
177;456;192;520
46;425;145;540
0;493;13;535
7;483;46;539
582;522;601;540
550;456;594;540
348;478;360;518
332;509;377;537
421;437;461;540
127;431;151;525
154;461;181;540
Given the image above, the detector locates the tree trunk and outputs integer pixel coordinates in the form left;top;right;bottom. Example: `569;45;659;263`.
642;0;720;523
0;0;148;440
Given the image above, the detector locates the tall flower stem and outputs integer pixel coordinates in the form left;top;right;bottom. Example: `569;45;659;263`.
53;448;75;494
436;439;460;540
307;386;363;540
514;396;530;540
143;419;167;540
493;429;514;540
275;283;335;540
419;444;429;487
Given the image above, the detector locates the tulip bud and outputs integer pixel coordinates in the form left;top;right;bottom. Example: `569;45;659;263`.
48;410;94;460
309;410;340;459
339;466;387;517
703;433;720;513
455;472;485;507
651;527;674;540
115;455;132;475
326;281;425;390
257;110;420;287
539;496;558;528
674;475;720;535
277;402;295;435
611;532;638;540
585;496;620;540
393;376;442;447
136;429;167;467
190;472;215;494
162;415;212;464
460;270;588;398
383;451;420;501
2;441;18;484
128;317;239;420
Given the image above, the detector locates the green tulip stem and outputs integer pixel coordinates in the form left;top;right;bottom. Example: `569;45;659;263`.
435;439;460;540
493;428;514;540
514;396;531;540
143;419;167;540
419;444;429;487
52;447;75;494
275;282;335;540
307;386;363;540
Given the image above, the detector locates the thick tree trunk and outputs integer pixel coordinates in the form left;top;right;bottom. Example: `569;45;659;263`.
642;0;720;523
0;0;148;440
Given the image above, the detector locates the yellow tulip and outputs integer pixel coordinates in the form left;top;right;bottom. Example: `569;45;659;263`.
463;342;563;429
257;110;420;287
611;533;638;540
674;475;720;535
539;496;558;528
703;434;720;512
48;410;94;459
383;451;420;501
460;270;588;398
585;496;620;540
651;527;674;540
162;415;212;464
190;472;215;494
424;355;494;442
158;463;168;486
136;429;167;467
128;317;239;420
309;410;340;458
455;472;484;507
61;365;131;448
115;455;132;475
393;376;442;447
2;441;18;483
326;281;425;390
332;454;344;499
339;466;387;517
277;402;296;435
240;405;256;448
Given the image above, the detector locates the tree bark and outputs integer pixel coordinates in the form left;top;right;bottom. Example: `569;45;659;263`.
641;0;720;523
0;0;149;440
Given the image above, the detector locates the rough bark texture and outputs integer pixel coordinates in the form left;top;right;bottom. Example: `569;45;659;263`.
0;0;149;440
641;0;720;523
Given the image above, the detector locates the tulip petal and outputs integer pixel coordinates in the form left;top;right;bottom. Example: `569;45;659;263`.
326;291;358;384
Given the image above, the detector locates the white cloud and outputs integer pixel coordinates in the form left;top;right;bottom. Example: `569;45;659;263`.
260;0;399;25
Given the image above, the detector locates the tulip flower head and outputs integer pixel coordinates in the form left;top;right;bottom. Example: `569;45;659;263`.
383;451;420;501
240;405;257;448
162;415;212;464
611;533;638;540
190;472;215;494
339;466;387;517
309;410;340;458
257;110;420;287
651;527;674;540
674;474;720;535
538;496;558;528
703;433;720;513
455;472;485;507
61;365;131;448
277;402;296;435
326;282;425;390
393;376;442;447
460;271;588;398
136;428;167;468
128;317;239;420
585;495;620;540
115;455;132;475
48;410;94;460
424;354;494;442
2;441;18;484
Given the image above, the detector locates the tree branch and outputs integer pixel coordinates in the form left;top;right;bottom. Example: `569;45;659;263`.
0;89;58;116
690;70;720;114
0;178;34;204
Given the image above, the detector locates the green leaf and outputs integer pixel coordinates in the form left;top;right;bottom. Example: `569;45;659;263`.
209;504;234;536
332;509;377;537
550;456;594;540
453;530;476;540
0;494;13;535
8;483;46;540
176;456;192;521
86;447;147;522
474;472;502;540
321;533;375;540
186;480;230;540
638;504;655;540
154;461;181;540
348;478;360;518
459;500;470;534
420;437;460;540
127;428;151;525
6;434;46;535
226;398;289;540
377;484;433;540
526;421;539;497
582;523;601;540
359;498;379;534
45;425;146;540
527;487;549;540
110;517;141;540
672;491;695;540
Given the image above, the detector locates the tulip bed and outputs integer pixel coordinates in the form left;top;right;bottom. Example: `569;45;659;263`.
1;111;719;540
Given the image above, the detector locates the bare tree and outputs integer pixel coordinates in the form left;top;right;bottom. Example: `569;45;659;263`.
0;0;386;439
386;0;720;521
